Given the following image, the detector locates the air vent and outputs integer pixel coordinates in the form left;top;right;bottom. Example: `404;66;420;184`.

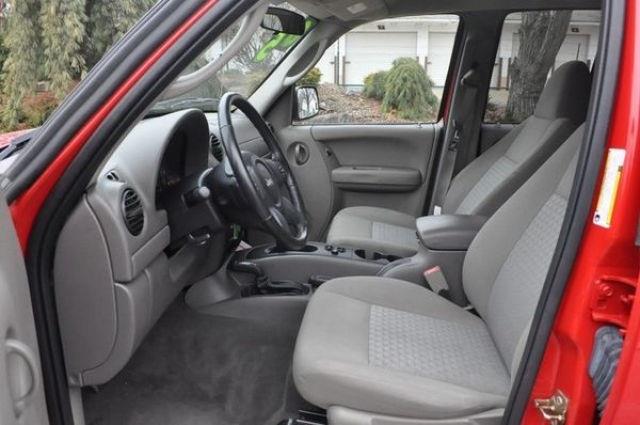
121;188;144;236
210;133;224;162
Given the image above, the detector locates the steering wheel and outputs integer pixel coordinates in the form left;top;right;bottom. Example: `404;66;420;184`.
218;92;308;251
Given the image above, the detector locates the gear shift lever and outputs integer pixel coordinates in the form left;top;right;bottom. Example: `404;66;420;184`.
231;261;265;276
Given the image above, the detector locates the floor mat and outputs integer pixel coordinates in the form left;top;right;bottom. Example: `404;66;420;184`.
83;295;313;425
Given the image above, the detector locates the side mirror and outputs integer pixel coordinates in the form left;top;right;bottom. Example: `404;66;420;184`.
261;7;306;35
294;86;320;120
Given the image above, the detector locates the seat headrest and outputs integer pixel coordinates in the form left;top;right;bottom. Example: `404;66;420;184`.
534;61;592;124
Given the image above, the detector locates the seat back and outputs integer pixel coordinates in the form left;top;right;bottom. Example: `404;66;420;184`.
462;126;584;375
442;61;591;216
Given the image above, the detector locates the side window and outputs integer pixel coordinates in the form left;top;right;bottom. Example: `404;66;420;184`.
295;15;460;125
485;10;601;124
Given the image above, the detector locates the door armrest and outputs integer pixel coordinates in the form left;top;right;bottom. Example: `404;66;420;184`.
331;166;421;192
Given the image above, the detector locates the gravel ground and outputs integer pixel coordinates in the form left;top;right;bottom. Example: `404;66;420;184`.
306;84;425;124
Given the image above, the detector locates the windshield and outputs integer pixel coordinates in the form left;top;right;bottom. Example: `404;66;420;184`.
150;4;313;115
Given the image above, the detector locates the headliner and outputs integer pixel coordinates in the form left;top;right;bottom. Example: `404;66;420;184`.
289;0;602;22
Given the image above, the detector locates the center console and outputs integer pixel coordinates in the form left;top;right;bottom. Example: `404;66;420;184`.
379;214;488;305
225;215;488;306
234;241;399;285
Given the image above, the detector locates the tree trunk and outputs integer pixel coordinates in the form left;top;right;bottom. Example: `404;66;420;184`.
505;11;572;122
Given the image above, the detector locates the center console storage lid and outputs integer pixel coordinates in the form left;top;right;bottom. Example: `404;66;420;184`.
416;214;488;251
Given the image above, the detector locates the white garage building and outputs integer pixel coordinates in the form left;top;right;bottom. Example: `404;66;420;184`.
315;11;600;89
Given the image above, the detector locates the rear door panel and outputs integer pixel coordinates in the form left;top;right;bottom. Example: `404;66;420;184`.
0;196;49;425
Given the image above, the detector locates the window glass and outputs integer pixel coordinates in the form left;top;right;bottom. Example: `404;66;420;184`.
485;10;601;124
0;1;159;134
296;15;460;125
151;3;312;114
0;1;310;134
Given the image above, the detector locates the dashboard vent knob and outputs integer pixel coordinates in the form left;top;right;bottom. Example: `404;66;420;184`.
210;133;224;162
121;188;144;236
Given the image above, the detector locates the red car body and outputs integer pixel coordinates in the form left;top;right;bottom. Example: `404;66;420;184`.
4;0;640;423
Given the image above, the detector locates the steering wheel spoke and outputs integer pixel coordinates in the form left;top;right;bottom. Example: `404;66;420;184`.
278;196;304;226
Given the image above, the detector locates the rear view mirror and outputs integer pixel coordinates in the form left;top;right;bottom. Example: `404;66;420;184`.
261;7;306;35
295;86;320;120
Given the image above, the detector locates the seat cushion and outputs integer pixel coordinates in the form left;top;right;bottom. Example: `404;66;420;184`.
326;206;418;257
293;277;510;420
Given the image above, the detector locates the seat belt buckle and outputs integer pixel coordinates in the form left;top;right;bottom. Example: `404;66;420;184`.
423;266;450;297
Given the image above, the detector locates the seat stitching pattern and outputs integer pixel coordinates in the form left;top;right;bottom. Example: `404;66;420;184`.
371;222;417;249
487;193;568;370
369;305;510;396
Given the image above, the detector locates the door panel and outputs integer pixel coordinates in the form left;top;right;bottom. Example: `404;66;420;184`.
278;124;439;240
276;125;336;241
0;196;49;425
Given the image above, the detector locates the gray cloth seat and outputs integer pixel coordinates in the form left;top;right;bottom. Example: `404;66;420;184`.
325;206;418;257
326;61;591;257
293;127;584;422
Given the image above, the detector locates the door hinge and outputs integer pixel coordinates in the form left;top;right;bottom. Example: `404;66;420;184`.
590;275;636;329
534;390;569;425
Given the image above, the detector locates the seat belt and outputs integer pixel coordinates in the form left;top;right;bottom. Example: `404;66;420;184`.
431;68;480;215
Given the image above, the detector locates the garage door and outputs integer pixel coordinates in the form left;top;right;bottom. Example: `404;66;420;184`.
427;32;456;87
344;32;417;86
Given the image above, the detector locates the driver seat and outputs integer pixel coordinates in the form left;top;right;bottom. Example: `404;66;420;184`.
293;126;584;423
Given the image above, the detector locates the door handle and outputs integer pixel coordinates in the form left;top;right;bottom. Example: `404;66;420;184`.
5;339;40;417
292;142;310;165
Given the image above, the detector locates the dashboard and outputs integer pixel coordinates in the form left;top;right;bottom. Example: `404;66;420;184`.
52;109;235;387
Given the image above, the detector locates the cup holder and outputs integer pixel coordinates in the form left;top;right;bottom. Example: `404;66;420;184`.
269;244;318;254
298;245;319;253
354;249;401;263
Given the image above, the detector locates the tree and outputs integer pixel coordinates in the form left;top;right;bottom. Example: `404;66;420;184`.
84;0;156;68
505;11;572;122
0;0;9;31
1;0;156;129
382;58;439;121
363;71;388;100
299;68;322;87
41;0;86;98
1;0;40;127
0;34;8;79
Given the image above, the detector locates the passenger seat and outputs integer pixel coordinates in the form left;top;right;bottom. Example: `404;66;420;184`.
326;61;592;257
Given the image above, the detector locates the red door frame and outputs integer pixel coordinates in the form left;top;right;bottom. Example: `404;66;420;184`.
5;0;640;423
523;0;640;423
